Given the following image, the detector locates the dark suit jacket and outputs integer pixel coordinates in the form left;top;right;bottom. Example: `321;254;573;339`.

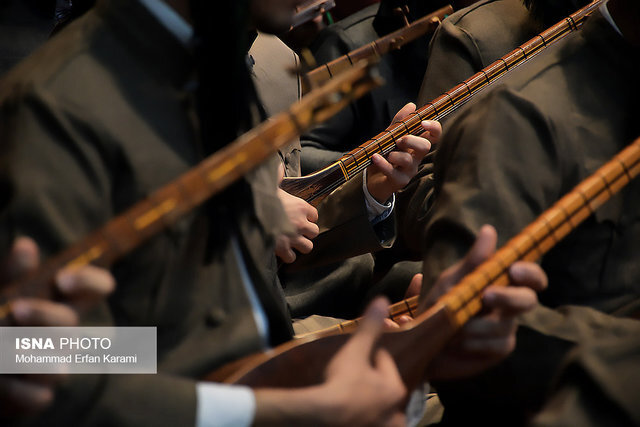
417;0;540;109
419;11;640;424
299;2;434;174
249;32;397;319
0;0;295;425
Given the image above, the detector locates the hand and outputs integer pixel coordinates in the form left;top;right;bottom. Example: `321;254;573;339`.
366;103;440;204
275;188;319;263
0;236;115;415
322;297;407;426
275;162;319;263
420;225;547;381
4;237;116;326
382;275;422;330
254;298;407;426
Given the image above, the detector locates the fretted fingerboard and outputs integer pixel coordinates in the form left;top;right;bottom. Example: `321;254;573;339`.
217;138;640;390
290;0;603;203
0;60;383;319
300;136;640;339
302;5;453;94
440;138;640;327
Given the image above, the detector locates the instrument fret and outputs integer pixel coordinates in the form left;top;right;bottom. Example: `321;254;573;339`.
442;140;640;327
0;60;383;320
283;1;603;206
219;140;637;387
336;1;602;181
302;6;453;93
298;136;640;340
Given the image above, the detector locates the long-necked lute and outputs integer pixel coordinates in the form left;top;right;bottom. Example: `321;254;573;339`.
300;5;453;94
0;59;383;322
207;135;640;392
282;0;603;206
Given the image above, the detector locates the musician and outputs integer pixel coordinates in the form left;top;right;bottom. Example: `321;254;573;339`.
0;0;546;425
296;0;466;175
415;0;640;423
248;27;437;321
395;0;594;265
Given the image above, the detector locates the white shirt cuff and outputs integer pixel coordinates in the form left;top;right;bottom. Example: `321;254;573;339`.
406;382;431;427
362;169;395;223
196;382;256;427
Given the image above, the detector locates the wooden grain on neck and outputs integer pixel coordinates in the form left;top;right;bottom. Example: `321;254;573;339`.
282;0;604;206
216;136;640;390
300;5;454;94
0;60;383;322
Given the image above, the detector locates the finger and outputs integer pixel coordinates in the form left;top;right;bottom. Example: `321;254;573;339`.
395;315;413;325
275;236;296;264
371;153;395;176
458;313;516;339
55;265;116;304
297;221;319;240
0;236;40;281
372;153;412;189
508;261;548;292
383;318;400;329
391;102;417;123
421;226;498;309
385;151;414;173
345;297;389;360
419;120;442;144
373;348;404;391
483;285;538;316
441;225;498;288
289;235;314;255
404;274;422;299
305;204;319;223
11;299;78;326
396;135;431;159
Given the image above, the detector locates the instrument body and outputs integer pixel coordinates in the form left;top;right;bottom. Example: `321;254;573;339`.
0;60;384;320
212;136;640;388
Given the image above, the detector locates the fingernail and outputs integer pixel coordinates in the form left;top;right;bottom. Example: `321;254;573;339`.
367;298;389;320
509;264;523;281
483;290;496;305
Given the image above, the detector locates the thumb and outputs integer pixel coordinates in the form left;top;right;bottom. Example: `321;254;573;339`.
345;297;389;361
421;225;497;309
392;102;417;123
404;273;422;299
0;237;40;282
445;225;498;288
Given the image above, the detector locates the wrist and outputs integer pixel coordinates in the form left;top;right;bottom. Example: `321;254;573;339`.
364;169;393;205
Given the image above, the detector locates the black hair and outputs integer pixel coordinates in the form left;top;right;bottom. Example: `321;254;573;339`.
190;0;254;152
